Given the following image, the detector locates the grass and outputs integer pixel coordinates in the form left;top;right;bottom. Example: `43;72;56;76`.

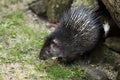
46;64;86;80
0;11;45;64
0;0;86;80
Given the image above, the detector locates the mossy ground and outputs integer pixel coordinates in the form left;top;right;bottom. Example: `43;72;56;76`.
0;0;86;80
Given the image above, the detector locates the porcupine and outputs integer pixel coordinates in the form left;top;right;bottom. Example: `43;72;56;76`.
39;6;108;63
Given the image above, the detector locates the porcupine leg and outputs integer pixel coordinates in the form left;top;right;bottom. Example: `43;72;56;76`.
56;58;72;65
56;56;77;65
81;53;91;65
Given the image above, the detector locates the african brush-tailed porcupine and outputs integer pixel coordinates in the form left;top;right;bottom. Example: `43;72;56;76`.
39;7;106;63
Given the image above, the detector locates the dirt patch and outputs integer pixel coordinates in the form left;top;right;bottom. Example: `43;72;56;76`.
0;62;47;80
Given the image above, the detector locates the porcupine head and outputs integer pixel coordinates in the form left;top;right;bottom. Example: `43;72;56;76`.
39;7;104;62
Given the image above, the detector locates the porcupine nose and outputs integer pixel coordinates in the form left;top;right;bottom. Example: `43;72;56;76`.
39;49;47;60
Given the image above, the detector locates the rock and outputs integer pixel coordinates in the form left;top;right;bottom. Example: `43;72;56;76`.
105;37;120;53
101;0;120;29
29;0;73;22
90;44;120;66
72;0;98;8
114;61;120;80
84;66;109;80
86;44;120;80
114;61;120;71
116;71;120;80
46;0;73;22
29;0;50;17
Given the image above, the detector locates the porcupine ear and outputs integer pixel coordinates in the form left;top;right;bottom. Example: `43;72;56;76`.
50;39;59;49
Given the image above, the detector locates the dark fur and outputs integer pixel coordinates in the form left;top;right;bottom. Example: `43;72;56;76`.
39;7;104;63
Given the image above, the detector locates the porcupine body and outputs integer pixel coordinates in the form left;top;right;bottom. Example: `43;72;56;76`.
39;7;105;63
